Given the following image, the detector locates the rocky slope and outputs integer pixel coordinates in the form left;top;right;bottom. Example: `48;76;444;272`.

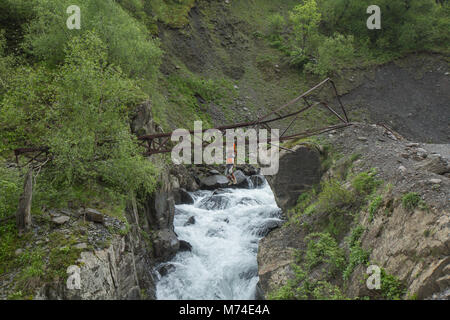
259;123;449;300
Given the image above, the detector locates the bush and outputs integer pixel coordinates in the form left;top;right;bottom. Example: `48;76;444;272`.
305;33;355;77
351;170;381;196
0;165;21;219
267;14;286;37
368;195;383;222
22;0;162;80
1;33;158;207
402;192;422;211
316;179;355;213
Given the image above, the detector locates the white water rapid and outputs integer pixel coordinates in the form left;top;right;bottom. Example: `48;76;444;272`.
156;181;282;300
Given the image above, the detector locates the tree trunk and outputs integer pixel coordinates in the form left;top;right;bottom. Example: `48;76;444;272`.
16;168;33;234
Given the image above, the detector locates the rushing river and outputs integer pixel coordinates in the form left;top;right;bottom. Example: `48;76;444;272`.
156;180;282;300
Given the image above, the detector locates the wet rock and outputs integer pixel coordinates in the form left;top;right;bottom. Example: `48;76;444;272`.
179;240;193;252
254;219;283;237
250;175;265;188
184;216;196;226
236;197;262;206
153;229;179;261
233;170;251;189
199;195;231;210
209;169;220;175
174;188;194;205
200;175;229;190
158;264;176;277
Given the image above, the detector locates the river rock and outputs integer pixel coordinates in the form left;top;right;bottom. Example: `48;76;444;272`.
179;240;193;252
199;175;229;190
153;229;179;261
250;175;265;188
184;216;196;226
233;170;251;189
199;195;231;210
174;188;194;205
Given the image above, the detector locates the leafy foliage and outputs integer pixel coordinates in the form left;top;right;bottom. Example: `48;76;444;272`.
22;0;162;80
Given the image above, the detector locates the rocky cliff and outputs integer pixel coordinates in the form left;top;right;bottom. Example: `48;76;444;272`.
258;123;449;300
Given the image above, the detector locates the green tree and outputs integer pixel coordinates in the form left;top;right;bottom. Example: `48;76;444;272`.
289;0;321;52
22;0;162;80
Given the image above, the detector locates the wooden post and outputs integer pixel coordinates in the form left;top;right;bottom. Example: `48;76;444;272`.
16;167;33;234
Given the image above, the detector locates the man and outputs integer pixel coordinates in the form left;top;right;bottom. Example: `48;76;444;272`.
225;143;237;185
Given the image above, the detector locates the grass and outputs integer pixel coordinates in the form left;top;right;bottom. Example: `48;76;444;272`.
401;192;423;211
368;195;383;222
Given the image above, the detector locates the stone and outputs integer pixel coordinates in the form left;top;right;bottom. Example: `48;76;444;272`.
85;208;104;223
398;165;407;173
199;175;230;190
416;155;449;175
158;264;176;277
250;175;265;188
179;240;192;252
52;215;70;225
233;170;251;189
74;243;88;250
357;136;368;142
174;188;194;205
184;216;196;226
15;248;23;256
406;143;420;148
266;145;321;212
208;169;220;175
429;179;442;184
153;229;179;261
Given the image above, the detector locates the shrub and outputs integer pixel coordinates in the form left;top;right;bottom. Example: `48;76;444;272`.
351;170;382;196
305;33;355;77
316;179;355;213
368;195;383;222
22;0;162;80
402;192;422;211
381;269;406;300
267;14;286;36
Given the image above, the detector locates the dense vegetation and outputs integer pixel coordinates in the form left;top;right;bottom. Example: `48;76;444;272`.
267;0;449;76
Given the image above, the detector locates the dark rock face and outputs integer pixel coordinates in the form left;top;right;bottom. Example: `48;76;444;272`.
266;146;322;212
174;188;194;205
232;170;251;189
200;175;230;190
153;229;180;260
249;175;265;188
85;208;104;223
253;219;283;237
184;216;196;226
179;240;193;252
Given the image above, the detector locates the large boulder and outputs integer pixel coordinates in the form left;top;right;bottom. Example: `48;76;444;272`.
232;170;251;189
250;175;265;188
174;188;194;205
199;195;231;210
266;145;322;212
153;229;179;261
199;175;229;190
